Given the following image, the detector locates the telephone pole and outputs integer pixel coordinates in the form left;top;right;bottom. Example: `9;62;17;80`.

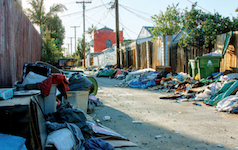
69;37;74;56
76;1;91;67
115;0;120;68
66;43;70;56
70;26;80;55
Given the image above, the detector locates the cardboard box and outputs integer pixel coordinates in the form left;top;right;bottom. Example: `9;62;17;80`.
0;89;13;100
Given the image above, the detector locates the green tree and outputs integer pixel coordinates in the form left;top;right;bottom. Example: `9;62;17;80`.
25;0;67;36
75;38;90;59
180;2;236;48
42;29;63;63
151;3;181;36
43;15;65;51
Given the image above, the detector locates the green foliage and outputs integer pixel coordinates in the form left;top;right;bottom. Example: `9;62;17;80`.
42;29;63;63
75;38;90;59
151;2;238;49
43;15;65;51
180;2;236;48
25;0;67;36
151;3;181;36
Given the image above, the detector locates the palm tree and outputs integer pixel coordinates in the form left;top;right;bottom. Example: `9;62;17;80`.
25;0;67;36
87;24;97;38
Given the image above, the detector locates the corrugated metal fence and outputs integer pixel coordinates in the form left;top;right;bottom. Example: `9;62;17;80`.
0;0;42;87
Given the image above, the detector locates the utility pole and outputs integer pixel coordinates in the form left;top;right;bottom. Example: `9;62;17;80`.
115;0;120;68
70;26;80;55
69;37;74;56
76;1;91;68
66;43;70;56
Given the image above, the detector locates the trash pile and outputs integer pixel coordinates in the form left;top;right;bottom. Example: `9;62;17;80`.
0;62;136;150
97;64;238;114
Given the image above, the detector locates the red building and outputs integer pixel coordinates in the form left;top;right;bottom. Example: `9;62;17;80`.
90;26;123;53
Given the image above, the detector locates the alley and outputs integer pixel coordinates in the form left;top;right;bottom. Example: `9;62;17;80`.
90;75;238;150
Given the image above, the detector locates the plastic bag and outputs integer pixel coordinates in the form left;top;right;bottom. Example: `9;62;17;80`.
69;74;94;94
46;128;76;150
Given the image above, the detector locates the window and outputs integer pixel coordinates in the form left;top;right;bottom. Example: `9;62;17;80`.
106;39;111;48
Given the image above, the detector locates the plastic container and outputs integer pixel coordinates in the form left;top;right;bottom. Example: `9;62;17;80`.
188;59;198;78
196;56;222;80
43;84;57;114
65;90;89;113
0;88;14;100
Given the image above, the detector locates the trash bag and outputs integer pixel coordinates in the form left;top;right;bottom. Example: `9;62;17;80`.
157;70;168;79
69;74;94;94
57;102;87;128
96;70;115;77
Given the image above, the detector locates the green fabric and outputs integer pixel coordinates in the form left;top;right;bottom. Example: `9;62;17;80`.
96;70;114;77
205;80;238;106
204;80;235;103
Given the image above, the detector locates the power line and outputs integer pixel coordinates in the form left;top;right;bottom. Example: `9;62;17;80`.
90;6;105;17
119;4;153;23
119;4;153;16
100;0;114;17
60;4;106;18
186;0;211;13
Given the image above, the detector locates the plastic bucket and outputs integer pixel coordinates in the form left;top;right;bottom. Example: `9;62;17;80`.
66;90;89;113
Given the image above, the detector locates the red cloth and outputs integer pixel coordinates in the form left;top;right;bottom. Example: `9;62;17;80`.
114;70;123;78
38;73;69;97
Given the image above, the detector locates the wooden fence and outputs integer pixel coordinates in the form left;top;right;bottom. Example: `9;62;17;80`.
136;31;238;74
0;0;42;87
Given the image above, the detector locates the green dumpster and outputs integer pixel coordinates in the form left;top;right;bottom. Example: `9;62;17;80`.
188;59;198;78
196;56;222;80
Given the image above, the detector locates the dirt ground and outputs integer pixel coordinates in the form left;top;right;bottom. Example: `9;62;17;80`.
86;72;238;150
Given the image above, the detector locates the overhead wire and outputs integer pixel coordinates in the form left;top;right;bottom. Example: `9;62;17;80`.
186;0;211;13
59;4;106;18
118;16;136;38
120;4;153;16
119;4;153;23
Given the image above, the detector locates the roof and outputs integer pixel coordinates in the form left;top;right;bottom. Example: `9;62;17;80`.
98;26;113;31
143;26;155;36
137;26;155;40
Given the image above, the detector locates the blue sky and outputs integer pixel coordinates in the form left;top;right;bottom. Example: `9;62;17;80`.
22;0;238;54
